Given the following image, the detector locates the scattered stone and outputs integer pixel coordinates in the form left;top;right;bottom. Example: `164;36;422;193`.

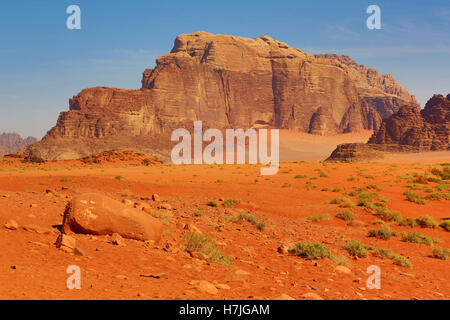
110;233;125;246
159;203;172;210
191;280;218;295
4;219;18;230
55;233;76;253
74;247;87;257
302;292;324;300
29;241;49;248
275;294;295;300
22;225;52;234
335;266;352;275
216;284;231;290
140;273;168;279
62;193;163;242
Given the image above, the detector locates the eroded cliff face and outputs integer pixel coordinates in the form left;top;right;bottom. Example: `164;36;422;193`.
0;133;37;157
24;31;418;160
369;94;450;151
327;94;450;162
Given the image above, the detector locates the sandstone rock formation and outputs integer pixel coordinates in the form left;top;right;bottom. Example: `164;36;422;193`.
62;193;163;242
369;94;449;151
0;133;37;157
327;94;450;162
23;31;418;160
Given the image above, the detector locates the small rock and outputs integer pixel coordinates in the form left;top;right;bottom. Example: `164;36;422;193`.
302;292;324;300
22;225;52;234
275;293;295;300
159;203;172;210
335;265;352;275
30;204;37;208
74;247;87;257
4;219;18;230
191;280;218;295
55;233;76;252
140;273;168;279
216;284;231;290
110;233;125;246
152;194;160;202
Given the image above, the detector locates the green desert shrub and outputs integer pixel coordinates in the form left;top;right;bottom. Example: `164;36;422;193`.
182;232;232;266
416;215;439;229
432;246;450;260
330;197;356;208
401;232;438;246
306;214;331;222
367;227;392;240
440;220;450;232
227;213;266;231
288;242;331;261
343;240;369;258
336;210;355;222
223;198;241;208
207;200;219;207
397;217;418;228
403;190;427;205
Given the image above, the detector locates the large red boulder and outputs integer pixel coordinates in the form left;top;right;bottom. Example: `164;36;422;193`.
62;193;163;242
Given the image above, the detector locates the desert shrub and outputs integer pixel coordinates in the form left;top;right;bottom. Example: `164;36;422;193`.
115;175;124;180
294;175;307;179
412;175;429;184
21;156;46;164
182;232;232;266
390;254;413;268
227;213;266;231
434;184;450;191
367;227;392;240
371;247;412;268
281;183;291;188
416;215;439;229
366;184;383;192
431;166;450;180
432;246;450;260
440;220;450;232
343;240;369;258
148;209;173;225
336;210;354;222
332;188;342;193
330;197;356;208
401;232;438;245
425;192;450;201
403;190;427;205
60;177;72;182
306;214;331;222
223;198;241;208
288;242;331;261
207;200;219;207
397;217;418;228
321;188;331;192
373;206;403;223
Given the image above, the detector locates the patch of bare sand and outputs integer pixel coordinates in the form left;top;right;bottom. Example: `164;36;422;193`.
279;130;373;161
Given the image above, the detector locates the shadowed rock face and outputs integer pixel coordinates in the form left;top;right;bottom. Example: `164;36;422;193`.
0;133;37;157
327;94;450;162
23;31;418;160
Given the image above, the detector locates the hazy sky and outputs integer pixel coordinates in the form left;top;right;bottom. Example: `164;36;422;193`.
0;0;449;138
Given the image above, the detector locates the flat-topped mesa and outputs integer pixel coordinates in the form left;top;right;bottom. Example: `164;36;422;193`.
23;31;419;160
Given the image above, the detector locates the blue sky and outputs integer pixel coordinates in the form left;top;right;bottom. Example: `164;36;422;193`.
0;0;449;138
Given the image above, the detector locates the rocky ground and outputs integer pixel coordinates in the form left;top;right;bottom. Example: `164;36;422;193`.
0;152;449;300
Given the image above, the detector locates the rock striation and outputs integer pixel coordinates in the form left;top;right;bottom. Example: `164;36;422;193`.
23;31;418;160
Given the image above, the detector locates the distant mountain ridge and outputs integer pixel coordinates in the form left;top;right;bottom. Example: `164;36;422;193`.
0;133;37;157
